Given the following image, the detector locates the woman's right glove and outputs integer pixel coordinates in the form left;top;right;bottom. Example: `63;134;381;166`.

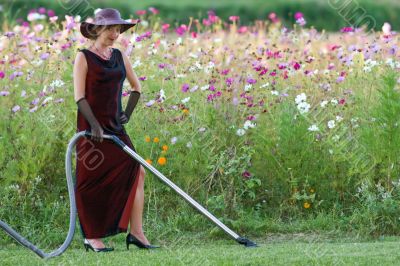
120;91;141;124
76;97;104;142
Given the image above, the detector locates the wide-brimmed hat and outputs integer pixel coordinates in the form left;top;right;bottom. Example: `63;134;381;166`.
80;8;140;39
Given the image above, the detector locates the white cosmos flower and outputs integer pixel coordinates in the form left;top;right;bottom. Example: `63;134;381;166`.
236;128;246;136
295;93;307;104
308;124;319;132
50;79;65;88
195;61;203;69
244;84;252;91
327;120;336;129
159;89;166;102
171;137;178;144
132;59;142;68
140;20;149;28
336;115;343;122
181;97;190;103
146;100;155;107
271;90;279;95
27;13;46;21
320;100;328;108
297;101;310;114
200;84;209;91
243;120;256;130
330;99;338;106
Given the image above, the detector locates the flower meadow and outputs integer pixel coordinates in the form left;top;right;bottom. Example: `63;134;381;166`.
1;7;400;244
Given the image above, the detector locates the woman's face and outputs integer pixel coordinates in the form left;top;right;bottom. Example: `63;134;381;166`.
95;25;121;45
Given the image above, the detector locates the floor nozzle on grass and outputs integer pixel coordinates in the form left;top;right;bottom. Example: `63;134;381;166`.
236;237;258;247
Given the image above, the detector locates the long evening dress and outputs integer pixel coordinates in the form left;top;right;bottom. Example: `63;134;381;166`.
75;47;140;238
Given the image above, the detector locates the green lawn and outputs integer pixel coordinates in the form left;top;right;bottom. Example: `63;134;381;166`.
1;235;399;265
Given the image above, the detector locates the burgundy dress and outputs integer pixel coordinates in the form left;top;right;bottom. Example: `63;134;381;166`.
75;47;141;239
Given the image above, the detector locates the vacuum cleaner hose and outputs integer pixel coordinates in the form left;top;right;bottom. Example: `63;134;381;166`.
0;131;86;258
0;130;257;259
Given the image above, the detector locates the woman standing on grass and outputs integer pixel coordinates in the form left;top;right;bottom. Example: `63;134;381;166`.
73;8;159;252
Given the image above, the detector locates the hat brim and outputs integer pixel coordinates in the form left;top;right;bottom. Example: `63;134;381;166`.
80;19;140;39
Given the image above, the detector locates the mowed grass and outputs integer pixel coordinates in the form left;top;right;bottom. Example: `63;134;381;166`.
1;235;399;265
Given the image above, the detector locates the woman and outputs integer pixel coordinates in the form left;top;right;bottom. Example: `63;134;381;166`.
73;8;159;252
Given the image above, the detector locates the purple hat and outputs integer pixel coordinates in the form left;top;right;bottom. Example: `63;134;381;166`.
80;8;140;39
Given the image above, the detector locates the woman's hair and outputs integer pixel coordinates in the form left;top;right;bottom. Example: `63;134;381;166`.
90;24;122;40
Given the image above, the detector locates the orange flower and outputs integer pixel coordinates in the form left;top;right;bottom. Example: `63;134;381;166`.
303;202;311;209
145;136;151;142
162;145;168;151
145;159;152;165
153;137;159;143
158;157;166;165
182;109;189;115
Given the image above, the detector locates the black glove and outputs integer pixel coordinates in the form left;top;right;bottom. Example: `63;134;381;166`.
76;97;104;142
120;91;141;124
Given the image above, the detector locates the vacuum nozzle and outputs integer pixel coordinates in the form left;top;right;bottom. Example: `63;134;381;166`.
236;236;258;247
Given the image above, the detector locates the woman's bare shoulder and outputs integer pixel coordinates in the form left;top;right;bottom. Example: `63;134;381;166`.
74;49;88;68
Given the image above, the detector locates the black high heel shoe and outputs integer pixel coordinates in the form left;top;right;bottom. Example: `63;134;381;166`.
126;233;160;250
84;239;114;252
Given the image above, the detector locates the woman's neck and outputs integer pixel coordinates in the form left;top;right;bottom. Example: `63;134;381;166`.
93;41;109;51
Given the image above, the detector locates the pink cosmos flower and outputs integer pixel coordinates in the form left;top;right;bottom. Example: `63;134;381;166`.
136;10;147;16
293;62;301;70
175;25;187;36
238;26;248;34
242;170;251;179
225;78;233;87
229;16;239;22
181;84;190;92
202;18;212;26
162;24;170;33
220;69;230;75
247;78;257;84
149;7;159;15
38;7;46;14
340;27;354;33
47;9;56;17
294;12;303;20
268;13;279;23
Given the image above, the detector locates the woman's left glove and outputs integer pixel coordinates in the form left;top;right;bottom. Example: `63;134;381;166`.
119;111;129;124
122;91;141;124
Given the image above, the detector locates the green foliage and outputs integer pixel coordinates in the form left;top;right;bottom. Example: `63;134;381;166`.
2;0;400;31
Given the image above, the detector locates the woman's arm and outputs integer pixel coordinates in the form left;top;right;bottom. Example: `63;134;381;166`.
120;50;142;124
73;51;88;102
121;50;142;93
73;51;104;142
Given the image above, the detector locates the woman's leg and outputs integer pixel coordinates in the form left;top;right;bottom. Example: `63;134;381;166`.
87;166;148;248
129;165;151;245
